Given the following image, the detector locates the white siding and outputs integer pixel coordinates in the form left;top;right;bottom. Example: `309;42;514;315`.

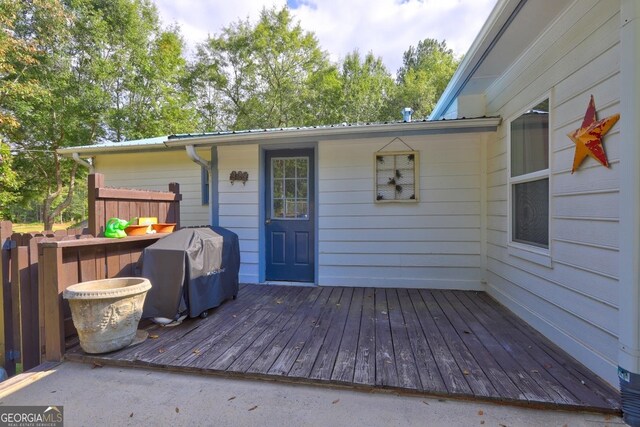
217;144;260;284
213;134;489;289
95;150;209;226
484;0;620;385
317;134;487;289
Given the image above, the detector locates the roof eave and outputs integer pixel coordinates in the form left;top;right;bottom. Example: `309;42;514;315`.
58;141;171;156
58;117;502;156
164;117;502;148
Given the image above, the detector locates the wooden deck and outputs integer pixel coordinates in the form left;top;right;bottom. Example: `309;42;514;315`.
65;284;621;413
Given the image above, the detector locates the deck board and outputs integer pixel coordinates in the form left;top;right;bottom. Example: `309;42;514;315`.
353;287;376;385
330;287;364;383
65;284;621;413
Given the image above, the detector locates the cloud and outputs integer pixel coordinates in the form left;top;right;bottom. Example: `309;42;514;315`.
153;0;497;73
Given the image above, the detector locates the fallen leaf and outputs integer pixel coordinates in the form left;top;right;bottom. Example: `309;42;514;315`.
336;303;341;307
381;311;387;315
193;349;200;355
91;362;103;369
480;421;485;425
159;348;165;353
463;370;470;375
275;299;283;304
228;396;236;401
175;407;179;413
530;369;539;374
129;413;134;418
422;400;429;405
544;364;552;369
232;315;237;318
149;334;159;339
332;399;340;404
478;410;484;416
248;406;258;412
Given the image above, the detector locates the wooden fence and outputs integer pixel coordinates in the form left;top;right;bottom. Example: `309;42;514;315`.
0;174;182;375
88;173;181;237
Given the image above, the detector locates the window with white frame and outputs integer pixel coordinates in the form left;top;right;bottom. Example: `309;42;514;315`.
509;99;549;249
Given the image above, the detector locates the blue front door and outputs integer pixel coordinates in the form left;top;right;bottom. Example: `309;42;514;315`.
265;149;315;282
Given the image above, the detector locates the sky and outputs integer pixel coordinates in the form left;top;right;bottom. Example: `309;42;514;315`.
153;0;498;74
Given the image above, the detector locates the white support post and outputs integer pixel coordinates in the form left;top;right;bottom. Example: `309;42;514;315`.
619;2;640;422
618;0;640;376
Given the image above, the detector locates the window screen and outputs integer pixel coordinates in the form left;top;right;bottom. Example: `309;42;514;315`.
513;179;549;248
510;99;549;249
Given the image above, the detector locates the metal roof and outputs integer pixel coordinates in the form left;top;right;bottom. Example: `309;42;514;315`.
58;135;169;153
59;116;501;156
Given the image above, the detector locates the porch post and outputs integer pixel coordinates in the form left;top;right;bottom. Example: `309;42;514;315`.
210;146;219;227
618;0;640;424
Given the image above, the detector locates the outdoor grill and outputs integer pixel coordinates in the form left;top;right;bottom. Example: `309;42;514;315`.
139;226;240;320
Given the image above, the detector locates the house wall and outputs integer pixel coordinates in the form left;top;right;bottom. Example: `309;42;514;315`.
483;0;621;385
217;144;261;284
215;132;491;288
94;150;210;227
316;134;487;288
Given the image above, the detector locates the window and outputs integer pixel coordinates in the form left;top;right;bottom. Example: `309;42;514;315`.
201;167;209;205
509;99;549;249
271;157;309;219
375;151;419;202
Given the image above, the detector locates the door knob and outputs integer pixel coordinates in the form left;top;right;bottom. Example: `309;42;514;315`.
265;218;271;224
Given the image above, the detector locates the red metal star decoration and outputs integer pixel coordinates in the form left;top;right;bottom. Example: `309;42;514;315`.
568;95;620;173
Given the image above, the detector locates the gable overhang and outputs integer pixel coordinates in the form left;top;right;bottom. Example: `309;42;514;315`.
430;0;573;120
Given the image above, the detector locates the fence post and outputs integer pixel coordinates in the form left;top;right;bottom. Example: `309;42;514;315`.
0;221;14;375
41;246;65;362
88;173;105;237
169;182;181;229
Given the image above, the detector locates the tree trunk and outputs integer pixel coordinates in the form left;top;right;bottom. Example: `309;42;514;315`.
42;159;78;230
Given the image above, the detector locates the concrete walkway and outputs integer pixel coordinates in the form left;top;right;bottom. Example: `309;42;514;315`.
0;362;626;427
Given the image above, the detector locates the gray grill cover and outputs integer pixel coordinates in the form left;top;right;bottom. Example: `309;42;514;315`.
140;227;240;319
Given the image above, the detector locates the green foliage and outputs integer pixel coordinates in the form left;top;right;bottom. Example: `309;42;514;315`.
0;141;20;218
191;7;337;130
389;39;459;120
1;0;196;228
339;50;395;123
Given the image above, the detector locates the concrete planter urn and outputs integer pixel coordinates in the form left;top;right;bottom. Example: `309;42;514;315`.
63;277;151;354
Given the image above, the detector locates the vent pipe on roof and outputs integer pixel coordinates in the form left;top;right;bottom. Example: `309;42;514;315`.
402;107;413;122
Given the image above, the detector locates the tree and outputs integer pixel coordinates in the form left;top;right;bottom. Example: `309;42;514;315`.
0;141;19;218
73;0;196;141
191;7;335;130
0;0;84;228
1;0;196;228
339;50;395;123
389;38;459;119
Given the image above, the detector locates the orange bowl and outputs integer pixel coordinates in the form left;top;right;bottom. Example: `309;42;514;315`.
152;223;176;233
124;225;149;236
